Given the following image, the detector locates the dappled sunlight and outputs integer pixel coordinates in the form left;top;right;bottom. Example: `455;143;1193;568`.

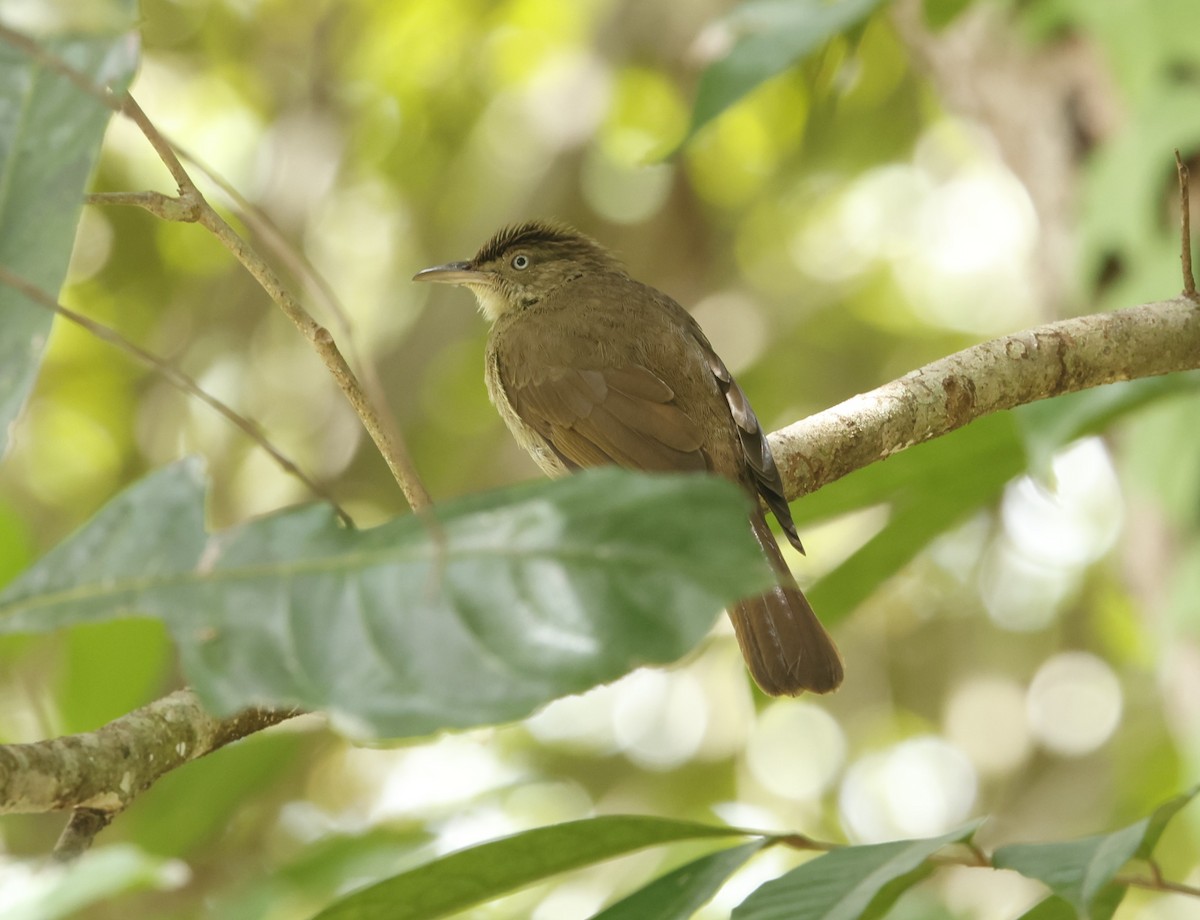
1;0;1194;915
745;700;846;801
943;675;1032;776
790;120;1041;334
611;669;709;771
839;736;978;843
1027;651;1123;756
982;437;1123;630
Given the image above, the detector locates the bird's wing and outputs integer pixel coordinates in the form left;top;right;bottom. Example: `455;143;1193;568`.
504;363;712;473
688;328;806;555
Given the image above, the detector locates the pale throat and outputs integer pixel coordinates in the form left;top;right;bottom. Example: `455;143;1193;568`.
466;283;510;321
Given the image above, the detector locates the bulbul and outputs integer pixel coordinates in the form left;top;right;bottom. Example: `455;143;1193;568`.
413;221;843;695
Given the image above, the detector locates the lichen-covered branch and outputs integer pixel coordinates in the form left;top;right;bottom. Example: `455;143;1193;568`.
770;296;1200;499
0;690;300;855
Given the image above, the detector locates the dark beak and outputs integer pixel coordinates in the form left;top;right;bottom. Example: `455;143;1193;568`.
412;261;487;285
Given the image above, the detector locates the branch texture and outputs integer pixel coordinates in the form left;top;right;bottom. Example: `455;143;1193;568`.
770;297;1200;499
0;690;298;819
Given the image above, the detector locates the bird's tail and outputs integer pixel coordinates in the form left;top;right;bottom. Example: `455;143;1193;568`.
727;513;844;695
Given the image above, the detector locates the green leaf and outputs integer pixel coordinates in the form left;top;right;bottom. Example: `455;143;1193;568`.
795;371;1198;625
684;0;885;144
310;816;752;920
0;24;139;455
5;845;181;920
993;787;1198;920
1134;784;1198;858
732;822;982;920
1014;897;1079;920
922;0;973;30
591;841;768;920
124;729;309;857
0;461;774;738
799;413;1026;624
211;827;432;920
1015;374;1200;479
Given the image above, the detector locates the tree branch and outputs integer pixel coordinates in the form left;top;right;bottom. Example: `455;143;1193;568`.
6;295;1194;856
0;690;301;856
4;20;1199;869
770;297;1200;499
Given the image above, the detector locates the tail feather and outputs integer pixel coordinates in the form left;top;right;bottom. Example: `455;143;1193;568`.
727;514;843;695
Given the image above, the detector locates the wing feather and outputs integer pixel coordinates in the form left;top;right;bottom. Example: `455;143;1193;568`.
506;365;710;474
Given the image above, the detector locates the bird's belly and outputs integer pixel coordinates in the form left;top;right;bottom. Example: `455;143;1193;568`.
484;344;570;477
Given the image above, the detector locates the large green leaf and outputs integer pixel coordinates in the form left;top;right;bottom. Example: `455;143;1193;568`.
797;413;1025;623
993;787;1198;920
0;23;138;455
732;823;981;920
0;461;774;738
684;0;885;144
590;841;767;920
1014;374;1200;478
311;816;751;920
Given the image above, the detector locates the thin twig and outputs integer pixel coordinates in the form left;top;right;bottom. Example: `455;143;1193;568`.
965;841;990;867
52;808;113;861
1149;858;1166;886
1176;149;1197;301
0;26;434;513
769;830;1200;901
115;94;434;512
1118;873;1200;898
169;143;440;533
774;833;838;852
0;266;352;527
85;190;202;222
174;142;355;334
116;94;198;196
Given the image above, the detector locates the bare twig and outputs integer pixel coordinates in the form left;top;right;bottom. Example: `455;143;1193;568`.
771;297;1200;499
173;143;355;334
85;190;202;222
0;266;352;528
1117;873;1200;899
53;809;114;861
1177;149;1197;300
111;94;434;512
0;26;433;513
775;833;837;852
168;142;435;526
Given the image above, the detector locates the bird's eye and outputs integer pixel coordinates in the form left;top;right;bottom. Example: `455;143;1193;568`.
511;254;530;270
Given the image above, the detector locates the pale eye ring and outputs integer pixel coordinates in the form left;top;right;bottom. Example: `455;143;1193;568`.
511;254;530;270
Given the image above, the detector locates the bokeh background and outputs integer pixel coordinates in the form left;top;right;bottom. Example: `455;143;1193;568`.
1;0;1199;917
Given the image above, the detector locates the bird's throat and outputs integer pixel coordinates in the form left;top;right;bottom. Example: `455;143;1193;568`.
467;283;510;321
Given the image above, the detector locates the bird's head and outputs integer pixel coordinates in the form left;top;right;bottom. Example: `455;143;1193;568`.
413;220;624;320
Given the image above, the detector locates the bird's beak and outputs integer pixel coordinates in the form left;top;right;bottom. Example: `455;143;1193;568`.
412;261;491;286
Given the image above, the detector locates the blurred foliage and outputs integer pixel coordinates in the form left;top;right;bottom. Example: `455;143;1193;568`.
0;463;775;738
1;0;1199;917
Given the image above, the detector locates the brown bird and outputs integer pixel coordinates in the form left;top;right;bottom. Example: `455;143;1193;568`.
413;221;843;695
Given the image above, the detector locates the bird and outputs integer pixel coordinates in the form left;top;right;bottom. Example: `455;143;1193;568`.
413;220;843;695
